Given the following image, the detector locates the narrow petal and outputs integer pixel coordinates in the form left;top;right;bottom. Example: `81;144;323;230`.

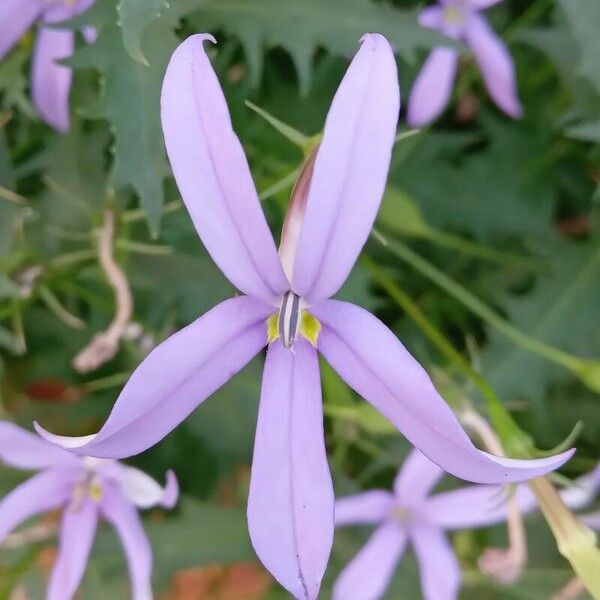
0;469;76;544
332;521;407;600
279;148;318;282
116;465;179;509
161;34;288;303
101;483;153;600
81;26;98;44
0;0;43;61
335;490;394;527
48;499;99;600
512;464;600;517
35;296;273;458
291;34;399;304
581;511;600;531
393;449;444;505
464;14;522;118
418;6;445;30
407;48;459;128
0;421;78;470
410;524;461;600
248;340;334;600
467;0;504;9
423;485;509;530
312;300;575;484
31;25;74;132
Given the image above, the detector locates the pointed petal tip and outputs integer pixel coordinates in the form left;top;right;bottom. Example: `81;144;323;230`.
480;446;576;484
33;420;96;453
358;32;397;57
197;32;217;45
160;470;179;509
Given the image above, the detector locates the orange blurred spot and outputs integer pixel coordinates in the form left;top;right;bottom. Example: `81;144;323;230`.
164;562;272;600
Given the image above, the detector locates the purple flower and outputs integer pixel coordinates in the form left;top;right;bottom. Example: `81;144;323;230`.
0;422;178;600
0;0;96;132
334;449;515;600
334;452;600;600
35;33;572;599
407;0;522;127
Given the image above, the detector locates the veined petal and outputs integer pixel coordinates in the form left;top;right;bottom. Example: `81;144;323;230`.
31;26;74;132
0;421;78;470
160;34;288;303
248;340;334;600
312;300;575;484
0;0;43;61
116;465;179;509
335;490;394;527
291;34;399;304
423;485;508;530
48;499;99;600
393;449;444;505
101;483;153;600
332;521;407;600
0;469;76;545
410;524;461;600
35;296;272;458
407;48;459;128
465;13;522;118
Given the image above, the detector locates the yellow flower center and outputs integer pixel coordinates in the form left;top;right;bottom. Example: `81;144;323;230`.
267;308;321;348
444;6;465;26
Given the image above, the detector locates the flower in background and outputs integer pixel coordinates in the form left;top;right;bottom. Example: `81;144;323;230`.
0;422;178;600
0;0;96;132
334;450;600;600
407;0;522;127
35;33;572;600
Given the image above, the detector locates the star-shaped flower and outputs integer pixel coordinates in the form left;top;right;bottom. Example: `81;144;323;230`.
0;0;96;131
408;0;522;126
0;422;178;600
36;32;572;599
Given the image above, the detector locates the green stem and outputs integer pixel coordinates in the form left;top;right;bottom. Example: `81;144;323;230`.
362;255;533;455
82;371;131;393
38;286;85;330
259;168;299;202
49;249;96;270
375;234;583;374
122;200;182;224
420;227;545;271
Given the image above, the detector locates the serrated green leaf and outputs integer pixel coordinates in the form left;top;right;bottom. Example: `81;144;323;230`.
188;0;449;92
390;114;556;239
117;0;169;65
70;0;178;233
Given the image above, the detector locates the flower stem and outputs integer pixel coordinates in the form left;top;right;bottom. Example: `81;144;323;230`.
529;478;600;599
362;255;533;455
372;233;596;389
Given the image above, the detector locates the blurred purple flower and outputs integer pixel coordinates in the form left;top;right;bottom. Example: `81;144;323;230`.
334;451;600;600
333;449;510;600
0;422;178;600
35;32;572;599
0;0;96;132
407;0;522;127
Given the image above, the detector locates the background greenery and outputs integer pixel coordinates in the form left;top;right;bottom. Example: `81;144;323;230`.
1;0;599;597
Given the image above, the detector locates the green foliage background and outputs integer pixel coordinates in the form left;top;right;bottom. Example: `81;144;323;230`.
0;0;599;597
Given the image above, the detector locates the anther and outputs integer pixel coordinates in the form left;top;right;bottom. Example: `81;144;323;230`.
279;291;301;349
